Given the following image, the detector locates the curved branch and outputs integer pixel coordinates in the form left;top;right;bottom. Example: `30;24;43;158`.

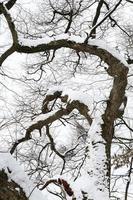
45;125;65;159
10;98;92;154
0;46;15;66
0;2;18;66
0;0;17;15
0;3;18;44
0;7;129;72
1;36;128;76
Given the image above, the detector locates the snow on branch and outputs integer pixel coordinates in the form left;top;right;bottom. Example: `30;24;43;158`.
0;0;17;14
0;2;18;65
0;4;129;71
18;34;128;66
0;153;46;200
0;2;18;43
0;0;129;74
16;36;129;83
10;88;92;154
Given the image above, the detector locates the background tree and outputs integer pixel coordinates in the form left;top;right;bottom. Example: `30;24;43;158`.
0;0;133;199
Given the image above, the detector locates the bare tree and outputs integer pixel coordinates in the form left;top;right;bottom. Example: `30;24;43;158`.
0;0;133;199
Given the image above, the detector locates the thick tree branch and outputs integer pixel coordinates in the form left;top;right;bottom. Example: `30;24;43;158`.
100;47;128;186
0;7;129;73
126;0;133;3
0;0;17;14
0;3;18;67
0;169;28;200
0;46;15;66
15;39;128;72
10;96;92;154
0;3;18;44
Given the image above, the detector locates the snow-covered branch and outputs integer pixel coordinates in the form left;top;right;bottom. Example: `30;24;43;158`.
0;153;45;200
10;89;92;154
0;0;17;14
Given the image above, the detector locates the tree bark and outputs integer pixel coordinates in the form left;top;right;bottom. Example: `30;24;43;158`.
0;169;28;200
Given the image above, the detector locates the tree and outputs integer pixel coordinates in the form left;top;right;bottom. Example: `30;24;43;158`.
0;0;133;199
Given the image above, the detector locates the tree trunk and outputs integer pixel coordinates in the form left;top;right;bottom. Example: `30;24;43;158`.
0;169;28;200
